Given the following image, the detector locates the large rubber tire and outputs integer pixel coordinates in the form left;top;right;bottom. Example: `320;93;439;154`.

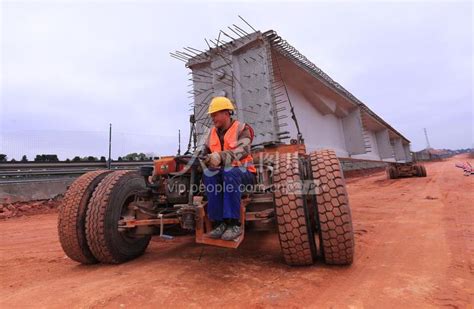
420;165;426;177
86;170;151;264
386;167;394;179
309;150;354;265
414;165;423;177
392;166;399;179
57;170;112;264
389;166;398;179
420;165;427;177
273;152;315;266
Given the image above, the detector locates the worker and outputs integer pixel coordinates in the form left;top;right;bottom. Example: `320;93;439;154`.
202;96;256;241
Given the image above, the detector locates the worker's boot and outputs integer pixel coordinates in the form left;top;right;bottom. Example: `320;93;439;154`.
208;222;227;239
221;225;242;241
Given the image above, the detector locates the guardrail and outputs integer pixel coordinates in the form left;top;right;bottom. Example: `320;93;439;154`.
0;161;153;170
0;161;154;183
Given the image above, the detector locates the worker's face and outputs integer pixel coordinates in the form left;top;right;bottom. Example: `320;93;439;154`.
211;110;231;129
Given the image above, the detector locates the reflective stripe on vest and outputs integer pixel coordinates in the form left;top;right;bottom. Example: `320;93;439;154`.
207;120;256;173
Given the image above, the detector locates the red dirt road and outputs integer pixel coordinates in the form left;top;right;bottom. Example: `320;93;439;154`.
1;156;473;308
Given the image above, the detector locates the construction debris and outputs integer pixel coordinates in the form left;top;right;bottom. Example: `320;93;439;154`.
455;161;473;176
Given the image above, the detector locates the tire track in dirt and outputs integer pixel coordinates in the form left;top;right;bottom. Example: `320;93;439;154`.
0;156;472;308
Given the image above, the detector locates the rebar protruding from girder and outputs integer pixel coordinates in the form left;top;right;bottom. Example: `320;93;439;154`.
228;26;243;39
238;15;257;32
233;24;249;36
170;52;188;61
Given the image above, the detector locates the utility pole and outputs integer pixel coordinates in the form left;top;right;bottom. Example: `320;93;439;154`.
108;123;112;169
424;128;431;149
177;129;181;155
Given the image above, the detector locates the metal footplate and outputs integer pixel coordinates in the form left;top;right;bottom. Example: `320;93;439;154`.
195;199;250;249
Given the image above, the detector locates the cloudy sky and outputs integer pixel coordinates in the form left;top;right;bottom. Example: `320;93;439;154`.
1;0;472;160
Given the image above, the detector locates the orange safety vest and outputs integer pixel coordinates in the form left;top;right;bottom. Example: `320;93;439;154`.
207;120;256;173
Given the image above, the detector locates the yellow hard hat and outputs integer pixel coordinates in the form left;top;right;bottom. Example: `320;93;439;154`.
208;96;235;114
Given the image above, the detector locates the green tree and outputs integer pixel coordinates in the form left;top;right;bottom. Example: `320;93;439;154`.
123;153;137;161
123;152;149;161
45;154;59;162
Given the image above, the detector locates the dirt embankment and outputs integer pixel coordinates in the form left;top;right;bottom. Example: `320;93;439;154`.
0;197;61;219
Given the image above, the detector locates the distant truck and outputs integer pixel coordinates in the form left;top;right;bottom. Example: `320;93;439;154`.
386;161;427;179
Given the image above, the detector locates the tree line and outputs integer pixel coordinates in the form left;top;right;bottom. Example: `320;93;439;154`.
0;153;155;163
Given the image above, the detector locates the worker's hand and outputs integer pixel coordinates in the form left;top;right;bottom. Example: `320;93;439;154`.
204;152;221;168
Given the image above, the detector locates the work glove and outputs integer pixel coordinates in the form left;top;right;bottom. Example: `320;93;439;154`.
204;152;221;168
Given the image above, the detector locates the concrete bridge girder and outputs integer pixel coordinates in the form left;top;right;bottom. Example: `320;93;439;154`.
392;137;407;162
186;31;411;163
375;129;394;159
341;107;366;155
403;143;412;162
